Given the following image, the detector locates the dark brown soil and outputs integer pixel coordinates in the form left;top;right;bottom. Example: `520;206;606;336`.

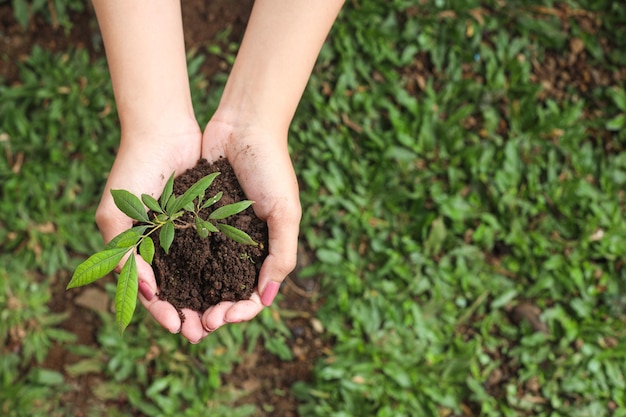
153;158;268;312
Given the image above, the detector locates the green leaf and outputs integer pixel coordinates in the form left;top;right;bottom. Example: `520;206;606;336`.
111;189;149;223
316;248;342;265
217;223;258;246
67;247;130;289
159;221;175;254
201;191;223;209
104;227;147;250
139;236;155;265
265;336;293;361
196;217;218;238
65;358;104;377
12;0;29;28
606;114;626;131
170;172;220;213
115;255;138;335
31;369;65;386
114;230;141;248
160;172;175;207
170;211;184;221
141;193;163;213
608;87;626;111
424;217;447;256
209;200;254;220
165;194;177;213
183;202;195;212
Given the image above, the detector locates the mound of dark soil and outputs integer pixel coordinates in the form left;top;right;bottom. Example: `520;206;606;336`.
152;158;268;312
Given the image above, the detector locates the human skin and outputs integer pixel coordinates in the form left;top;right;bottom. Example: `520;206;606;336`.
93;0;203;339
93;0;344;343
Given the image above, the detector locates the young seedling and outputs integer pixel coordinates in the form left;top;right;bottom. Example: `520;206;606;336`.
66;172;257;334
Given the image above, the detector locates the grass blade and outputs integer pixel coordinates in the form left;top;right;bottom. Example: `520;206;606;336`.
115;255;138;335
67;247;130;289
111;189;149;223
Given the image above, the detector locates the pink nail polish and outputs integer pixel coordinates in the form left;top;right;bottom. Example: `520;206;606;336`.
261;281;280;306
138;280;155;301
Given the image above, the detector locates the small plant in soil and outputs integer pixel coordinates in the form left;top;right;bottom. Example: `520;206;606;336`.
66;169;257;334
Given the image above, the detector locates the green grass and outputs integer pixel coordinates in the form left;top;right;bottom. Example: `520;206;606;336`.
290;0;626;415
2;0;626;416
1;0;86;31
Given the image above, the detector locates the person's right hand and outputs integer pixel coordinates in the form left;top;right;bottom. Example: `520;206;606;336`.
95;125;208;342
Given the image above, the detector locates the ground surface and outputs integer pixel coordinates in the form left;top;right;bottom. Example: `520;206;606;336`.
3;1;626;416
1;2;324;415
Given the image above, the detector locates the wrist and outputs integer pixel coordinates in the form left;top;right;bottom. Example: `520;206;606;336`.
209;0;343;138
213;82;291;138
210;102;289;142
119;113;201;142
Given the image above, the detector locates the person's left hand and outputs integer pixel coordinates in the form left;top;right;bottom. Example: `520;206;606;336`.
198;118;302;336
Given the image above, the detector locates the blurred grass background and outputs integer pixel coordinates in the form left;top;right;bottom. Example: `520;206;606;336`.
1;0;626;416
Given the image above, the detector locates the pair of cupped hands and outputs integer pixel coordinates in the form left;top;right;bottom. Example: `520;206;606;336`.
96;117;301;344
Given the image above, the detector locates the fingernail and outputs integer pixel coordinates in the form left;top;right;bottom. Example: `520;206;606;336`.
261;281;281;306
138;280;155;302
202;318;216;333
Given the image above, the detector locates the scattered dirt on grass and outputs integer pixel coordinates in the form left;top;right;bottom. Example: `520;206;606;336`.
0;4;97;84
224;275;329;417
44;270;115;413
153;158;268;312
0;0;253;83
398;6;625;414
181;0;254;78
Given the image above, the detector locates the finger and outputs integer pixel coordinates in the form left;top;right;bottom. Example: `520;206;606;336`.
224;292;265;323
136;254;181;333
202;301;234;332
179;308;207;344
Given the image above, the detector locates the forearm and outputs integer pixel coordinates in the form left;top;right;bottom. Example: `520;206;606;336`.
215;0;344;136
93;0;197;136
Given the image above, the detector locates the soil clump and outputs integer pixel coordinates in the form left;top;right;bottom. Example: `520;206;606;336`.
152;158;268;312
